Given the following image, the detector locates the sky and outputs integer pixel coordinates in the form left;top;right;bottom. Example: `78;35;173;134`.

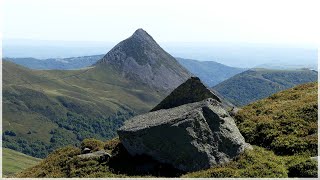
3;0;320;46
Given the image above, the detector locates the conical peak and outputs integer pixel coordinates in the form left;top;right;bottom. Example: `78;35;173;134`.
133;28;148;36
130;28;156;44
94;28;192;92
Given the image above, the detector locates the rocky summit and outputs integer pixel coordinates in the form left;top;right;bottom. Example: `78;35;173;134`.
151;77;232;111
95;28;191;93
118;98;251;172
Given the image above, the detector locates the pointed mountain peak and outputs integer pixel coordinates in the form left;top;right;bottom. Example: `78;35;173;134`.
151;77;221;111
95;29;191;93
130;28;157;46
133;28;149;36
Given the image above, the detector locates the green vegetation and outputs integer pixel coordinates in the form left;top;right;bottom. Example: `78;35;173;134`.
213;68;317;106
4;60;318;178
16;140;317;178
184;146;317;178
2;148;42;177
80;138;105;152
287;159;318;177
235;82;317;156
184;146;287;178
2;61;164;158
16;82;317;178
16;138;181;178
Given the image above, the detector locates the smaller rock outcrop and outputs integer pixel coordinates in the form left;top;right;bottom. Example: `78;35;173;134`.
81;147;91;154
78;150;111;162
118;98;251;172
310;156;318;161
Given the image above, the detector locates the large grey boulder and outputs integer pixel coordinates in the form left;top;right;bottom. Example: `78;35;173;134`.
151;77;235;112
118;98;251;172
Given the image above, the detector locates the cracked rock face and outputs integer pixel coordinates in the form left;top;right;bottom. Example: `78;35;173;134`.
118;98;251;172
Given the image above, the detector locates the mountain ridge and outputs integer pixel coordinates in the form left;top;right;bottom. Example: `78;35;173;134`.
213;68;318;106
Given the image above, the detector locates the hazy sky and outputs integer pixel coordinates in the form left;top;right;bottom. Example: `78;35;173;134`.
3;0;320;45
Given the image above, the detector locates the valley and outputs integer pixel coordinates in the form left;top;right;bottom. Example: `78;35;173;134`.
15;82;318;178
2;29;318;178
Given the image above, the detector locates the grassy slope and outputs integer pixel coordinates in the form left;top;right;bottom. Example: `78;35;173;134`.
213;68;318;106
2;148;42;177
16;82;318;178
2;61;164;158
16;140;317;178
235;82;318;156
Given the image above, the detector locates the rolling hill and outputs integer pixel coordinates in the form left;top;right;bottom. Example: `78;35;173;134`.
213;68;317;106
2;29;190;158
2;148;42;177
15;82;318;178
176;58;246;86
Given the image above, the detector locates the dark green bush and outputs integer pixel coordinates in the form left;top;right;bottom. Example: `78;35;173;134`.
288;159;318;177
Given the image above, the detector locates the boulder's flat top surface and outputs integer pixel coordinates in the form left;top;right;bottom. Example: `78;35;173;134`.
119;98;226;132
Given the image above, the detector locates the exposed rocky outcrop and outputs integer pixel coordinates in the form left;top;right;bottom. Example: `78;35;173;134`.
95;28;192;93
151;77;234;111
151;77;221;111
118;98;251;172
78;150;111;162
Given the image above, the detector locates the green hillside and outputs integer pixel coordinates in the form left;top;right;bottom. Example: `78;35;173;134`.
16;82;318;178
235;82;318;156
2;148;42;177
213;68;317;106
2;60;164;158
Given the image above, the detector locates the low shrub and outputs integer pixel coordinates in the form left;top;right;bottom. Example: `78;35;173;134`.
183;146;288;178
288;159;318;178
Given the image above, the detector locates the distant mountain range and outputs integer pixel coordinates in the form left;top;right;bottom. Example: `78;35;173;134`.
5;54;247;87
4;39;318;68
213;68;318;106
2;29;189;158
255;63;317;71
3;55;104;70
176;58;246;86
